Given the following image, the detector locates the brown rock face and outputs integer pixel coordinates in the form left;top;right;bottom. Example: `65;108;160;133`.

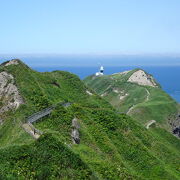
0;71;24;114
71;118;80;144
128;70;157;87
4;59;19;67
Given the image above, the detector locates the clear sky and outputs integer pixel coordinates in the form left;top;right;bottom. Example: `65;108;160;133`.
0;0;180;55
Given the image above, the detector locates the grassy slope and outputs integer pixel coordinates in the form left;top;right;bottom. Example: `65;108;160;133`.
84;70;178;128
0;61;179;179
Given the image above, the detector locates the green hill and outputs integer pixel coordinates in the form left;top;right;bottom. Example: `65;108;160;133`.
84;69;179;130
0;60;179;179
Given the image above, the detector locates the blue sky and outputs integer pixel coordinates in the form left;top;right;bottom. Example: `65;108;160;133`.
0;0;180;55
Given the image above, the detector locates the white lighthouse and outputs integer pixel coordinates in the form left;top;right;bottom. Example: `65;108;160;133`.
95;66;104;76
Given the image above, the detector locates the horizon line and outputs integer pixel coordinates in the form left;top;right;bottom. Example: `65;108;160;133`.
0;52;180;58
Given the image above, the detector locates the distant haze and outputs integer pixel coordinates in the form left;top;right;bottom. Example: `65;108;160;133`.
1;55;180;67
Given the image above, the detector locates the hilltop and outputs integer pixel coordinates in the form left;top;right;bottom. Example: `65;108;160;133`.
0;60;179;179
84;69;179;131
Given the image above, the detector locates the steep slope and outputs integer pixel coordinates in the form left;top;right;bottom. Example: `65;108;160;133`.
0;60;179;179
84;69;179;130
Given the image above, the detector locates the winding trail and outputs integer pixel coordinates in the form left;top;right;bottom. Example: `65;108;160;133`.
127;88;150;115
100;85;112;96
146;120;156;129
22;123;42;139
126;105;135;115
145;88;150;102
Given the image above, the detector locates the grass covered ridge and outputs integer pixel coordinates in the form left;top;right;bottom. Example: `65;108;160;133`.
84;69;178;127
0;60;179;179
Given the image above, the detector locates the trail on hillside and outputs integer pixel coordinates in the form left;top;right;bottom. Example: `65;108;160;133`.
127;88;150;115
146;120;156;129
22;102;71;139
126;105;135;115
145;88;150;101
22;123;42;139
100;85;112;96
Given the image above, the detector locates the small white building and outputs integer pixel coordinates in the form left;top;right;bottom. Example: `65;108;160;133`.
95;66;104;76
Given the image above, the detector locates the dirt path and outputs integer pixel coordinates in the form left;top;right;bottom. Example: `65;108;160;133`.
100;85;112;96
127;88;150;115
145;88;150;102
22;123;41;139
146;120;156;129
126;105;135;115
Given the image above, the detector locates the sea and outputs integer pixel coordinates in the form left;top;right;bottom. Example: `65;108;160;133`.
33;66;180;103
1;55;180;103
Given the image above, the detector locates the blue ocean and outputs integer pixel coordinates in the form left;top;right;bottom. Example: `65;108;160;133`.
33;66;180;103
2;56;180;103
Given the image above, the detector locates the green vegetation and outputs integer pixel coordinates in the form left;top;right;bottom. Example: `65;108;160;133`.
84;70;178;127
0;60;179;179
0;134;94;179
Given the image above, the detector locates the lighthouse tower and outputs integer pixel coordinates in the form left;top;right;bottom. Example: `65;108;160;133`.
95;66;104;76
100;66;104;74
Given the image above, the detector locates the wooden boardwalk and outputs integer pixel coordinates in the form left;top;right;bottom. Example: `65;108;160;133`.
23;102;72;139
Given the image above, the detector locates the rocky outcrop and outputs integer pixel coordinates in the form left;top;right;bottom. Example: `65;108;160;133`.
128;70;157;87
119;93;129;100
112;89;128;100
173;127;180;138
71;118;80;144
101;92;107;97
170;114;180;138
0;71;24;113
4;59;19;66
113;89;119;93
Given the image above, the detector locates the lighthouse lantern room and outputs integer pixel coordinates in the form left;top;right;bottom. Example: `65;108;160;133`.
95;66;104;76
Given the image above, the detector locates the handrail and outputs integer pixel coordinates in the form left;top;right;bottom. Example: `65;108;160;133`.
26;102;72;123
